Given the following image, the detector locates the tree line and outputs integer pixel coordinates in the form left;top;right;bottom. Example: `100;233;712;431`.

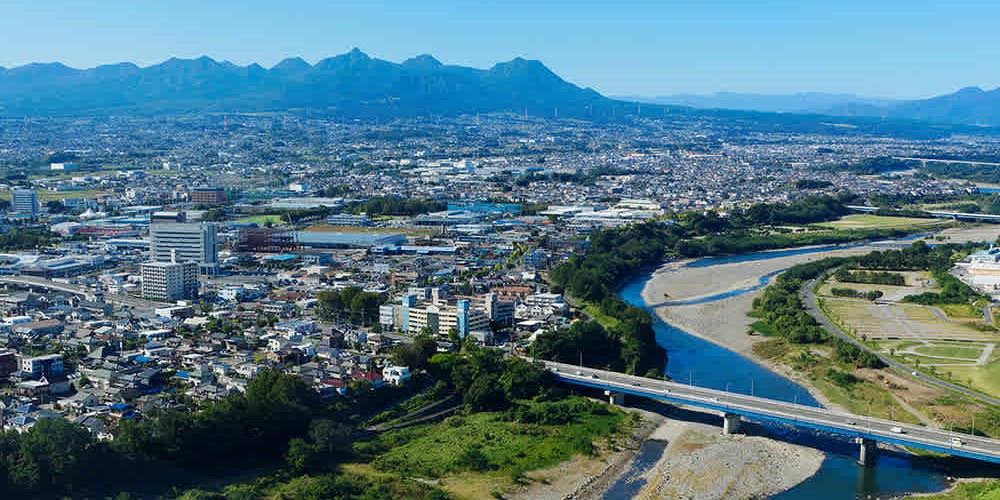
346;196;446;216
316;286;385;325
830;287;884;301
834;268;906;286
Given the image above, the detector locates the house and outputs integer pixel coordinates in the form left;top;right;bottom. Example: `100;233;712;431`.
382;365;412;386
352;370;385;388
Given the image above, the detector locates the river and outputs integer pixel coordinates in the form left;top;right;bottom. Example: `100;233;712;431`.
604;246;951;499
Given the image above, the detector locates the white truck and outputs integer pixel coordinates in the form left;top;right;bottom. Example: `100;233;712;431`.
890;426;905;434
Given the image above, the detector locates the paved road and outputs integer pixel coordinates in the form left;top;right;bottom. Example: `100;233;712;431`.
802;273;1000;407
539;359;1000;464
0;276;161;310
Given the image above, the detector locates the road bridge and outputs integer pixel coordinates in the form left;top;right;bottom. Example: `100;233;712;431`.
893;156;1000;168
538;359;1000;466
846;205;1000;223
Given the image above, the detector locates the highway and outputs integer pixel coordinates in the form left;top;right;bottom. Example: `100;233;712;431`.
0;276;161;310
802;272;1000;407
846;205;1000;223
538;359;1000;464
892;156;1000;168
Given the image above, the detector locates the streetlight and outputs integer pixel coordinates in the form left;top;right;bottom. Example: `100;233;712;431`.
725;382;731;393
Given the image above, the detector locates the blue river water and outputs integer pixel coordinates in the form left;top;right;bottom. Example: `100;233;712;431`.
605;247;952;499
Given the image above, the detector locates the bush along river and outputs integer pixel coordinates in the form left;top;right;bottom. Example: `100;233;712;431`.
604;245;951;499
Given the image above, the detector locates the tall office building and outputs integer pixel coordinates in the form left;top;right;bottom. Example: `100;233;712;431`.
11;189;39;215
141;260;198;301
149;220;219;275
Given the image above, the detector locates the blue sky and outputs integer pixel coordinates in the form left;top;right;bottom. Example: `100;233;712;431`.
1;0;998;98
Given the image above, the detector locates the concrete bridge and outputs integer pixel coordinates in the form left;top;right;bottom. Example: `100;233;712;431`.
892;156;1000;168
539;359;1000;466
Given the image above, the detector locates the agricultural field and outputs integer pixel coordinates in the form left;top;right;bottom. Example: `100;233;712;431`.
813;214;949;231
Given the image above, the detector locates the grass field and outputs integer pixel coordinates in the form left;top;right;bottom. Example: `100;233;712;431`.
912;479;1000;500
357;398;628;497
949;362;1000;399
913;345;984;360
752;339;921;424
0;189;114;202
823;298;994;342
814;214;948;230
936;303;983;321
584;303;621;330
235;215;287;226
304;224;438;237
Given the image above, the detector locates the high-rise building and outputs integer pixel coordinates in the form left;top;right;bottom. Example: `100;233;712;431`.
149;220;219;275
141;260;198;301
11;189;38;215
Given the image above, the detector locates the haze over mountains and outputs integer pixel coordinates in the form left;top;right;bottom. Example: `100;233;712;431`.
617;93;900;115
626;87;1000;126
0;48;614;118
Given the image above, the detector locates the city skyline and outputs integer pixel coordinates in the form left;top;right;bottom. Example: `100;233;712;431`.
2;0;999;99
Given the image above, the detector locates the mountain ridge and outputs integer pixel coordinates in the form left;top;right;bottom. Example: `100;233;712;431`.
0;50;615;118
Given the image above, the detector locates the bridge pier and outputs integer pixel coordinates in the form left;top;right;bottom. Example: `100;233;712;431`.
604;390;624;406
723;413;742;435
857;437;877;467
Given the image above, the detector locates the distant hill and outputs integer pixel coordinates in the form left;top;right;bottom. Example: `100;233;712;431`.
616;92;898;114
870;87;1000;125
624;87;1000;127
0;49;615;118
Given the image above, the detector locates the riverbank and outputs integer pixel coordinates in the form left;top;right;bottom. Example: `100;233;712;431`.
505;406;665;500
634;417;823;499
641;244;891;410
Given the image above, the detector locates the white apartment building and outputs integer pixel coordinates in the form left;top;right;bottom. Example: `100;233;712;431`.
141;260;198;301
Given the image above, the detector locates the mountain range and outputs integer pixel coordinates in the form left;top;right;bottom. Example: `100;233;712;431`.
614;92;899;115
3;49;1000;129
623;88;1000;126
0;49;614;118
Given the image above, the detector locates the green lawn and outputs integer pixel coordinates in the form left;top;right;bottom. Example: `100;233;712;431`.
907;479;1000;499
913;345;984;360
814;214;947;230
950;361;1000;399
750;320;778;337
0;189;114;202
584;303;621;330
304;224;438;237
236;215;287;226
936;303;983;321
